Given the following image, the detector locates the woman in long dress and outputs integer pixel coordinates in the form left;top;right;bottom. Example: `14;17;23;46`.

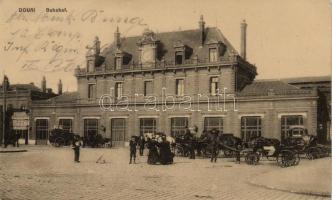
159;136;174;165
147;137;159;164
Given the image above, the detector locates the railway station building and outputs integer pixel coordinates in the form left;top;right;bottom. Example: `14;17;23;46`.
5;16;329;146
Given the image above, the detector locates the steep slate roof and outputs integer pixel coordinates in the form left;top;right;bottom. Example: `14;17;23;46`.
101;27;238;69
238;80;311;96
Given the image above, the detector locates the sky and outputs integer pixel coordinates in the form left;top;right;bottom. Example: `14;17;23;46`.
0;0;331;92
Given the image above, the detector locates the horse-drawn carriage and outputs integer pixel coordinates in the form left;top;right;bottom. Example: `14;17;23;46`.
172;125;330;167
49;128;80;147
173;131;242;158
227;126;330;167
242;136;301;167
82;132;110;148
282;125;331;160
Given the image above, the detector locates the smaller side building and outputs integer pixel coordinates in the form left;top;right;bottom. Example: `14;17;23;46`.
0;76;59;145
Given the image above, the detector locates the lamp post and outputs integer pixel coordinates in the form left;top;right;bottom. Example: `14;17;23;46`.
2;75;7;146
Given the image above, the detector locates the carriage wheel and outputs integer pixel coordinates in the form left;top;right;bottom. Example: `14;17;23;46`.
223;149;233;158
245;152;259;165
306;148;319;160
54;137;65;147
277;150;296;167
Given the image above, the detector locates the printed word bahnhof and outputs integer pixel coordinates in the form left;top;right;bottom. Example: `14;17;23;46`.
0;16;330;146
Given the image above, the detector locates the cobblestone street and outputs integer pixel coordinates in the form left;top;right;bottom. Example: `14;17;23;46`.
0;147;330;200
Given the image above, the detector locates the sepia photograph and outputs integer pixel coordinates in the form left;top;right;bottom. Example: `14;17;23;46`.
0;0;331;199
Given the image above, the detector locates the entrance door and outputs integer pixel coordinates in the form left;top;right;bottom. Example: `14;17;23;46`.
35;119;49;145
110;118;126;147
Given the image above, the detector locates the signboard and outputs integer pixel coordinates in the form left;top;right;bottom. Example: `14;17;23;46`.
12;112;29;130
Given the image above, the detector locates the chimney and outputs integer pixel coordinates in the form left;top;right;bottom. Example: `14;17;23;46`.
94;36;100;55
240;20;247;60
58;79;63;95
199;15;205;45
41;76;46;93
114;26;121;48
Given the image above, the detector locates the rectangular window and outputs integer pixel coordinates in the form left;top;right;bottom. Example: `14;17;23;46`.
84;119;98;137
140;118;157;136
241;116;262;142
175;52;183;65
115;57;122;70
36;119;49;143
281;115;304;139
210;77;219;96
171;117;188;137
144;81;153;96
111;118;126;145
88;84;96;99
209;48;218;62
58;119;73;132
204;117;223;133
115;82;123;99
176;79;184;96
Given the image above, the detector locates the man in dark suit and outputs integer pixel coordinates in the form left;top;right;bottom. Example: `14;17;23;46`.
184;126;195;159
129;136;137;164
210;129;219;163
138;135;146;156
72;138;82;163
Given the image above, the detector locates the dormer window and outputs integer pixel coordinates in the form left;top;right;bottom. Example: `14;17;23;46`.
207;40;226;63
87;60;94;72
173;41;192;66
114;49;132;70
115;57;122;70
209;48;218;62
175;51;183;65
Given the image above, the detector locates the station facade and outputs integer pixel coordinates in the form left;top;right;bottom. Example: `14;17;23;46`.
23;16;328;146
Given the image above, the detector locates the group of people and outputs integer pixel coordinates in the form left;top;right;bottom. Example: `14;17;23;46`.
70;127;237;165
129;134;174;165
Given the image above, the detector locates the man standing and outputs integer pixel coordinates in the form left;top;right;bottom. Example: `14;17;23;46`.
210;129;219;163
72;138;81;163
15;131;21;147
129;136;137;164
138;135;146;156
184;126;195;159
